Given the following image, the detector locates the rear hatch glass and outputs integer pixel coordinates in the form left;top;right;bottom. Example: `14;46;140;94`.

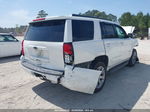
25;20;65;42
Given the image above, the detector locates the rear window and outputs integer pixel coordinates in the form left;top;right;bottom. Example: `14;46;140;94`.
72;20;94;41
25;20;65;42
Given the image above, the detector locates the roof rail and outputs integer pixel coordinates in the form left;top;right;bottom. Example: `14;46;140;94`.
72;14;110;21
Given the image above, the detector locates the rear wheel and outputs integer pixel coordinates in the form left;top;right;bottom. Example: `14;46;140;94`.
90;62;107;93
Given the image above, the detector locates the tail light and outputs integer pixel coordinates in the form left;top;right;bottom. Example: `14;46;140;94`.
63;43;74;65
33;18;45;21
21;40;24;56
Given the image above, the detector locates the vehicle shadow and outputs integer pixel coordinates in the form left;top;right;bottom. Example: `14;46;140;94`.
32;62;150;109
0;56;20;64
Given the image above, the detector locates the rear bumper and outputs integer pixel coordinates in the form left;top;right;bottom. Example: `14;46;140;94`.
20;56;102;94
20;56;64;83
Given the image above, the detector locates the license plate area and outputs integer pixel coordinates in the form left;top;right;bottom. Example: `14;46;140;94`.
28;45;49;60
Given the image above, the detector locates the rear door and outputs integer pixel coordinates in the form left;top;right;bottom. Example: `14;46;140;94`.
24;20;66;70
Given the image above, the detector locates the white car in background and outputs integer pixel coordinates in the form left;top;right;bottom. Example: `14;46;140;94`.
0;33;22;58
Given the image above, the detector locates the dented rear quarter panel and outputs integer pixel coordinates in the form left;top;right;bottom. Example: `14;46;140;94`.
73;40;106;65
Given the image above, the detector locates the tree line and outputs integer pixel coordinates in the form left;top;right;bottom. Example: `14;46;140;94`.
79;10;117;22
80;10;150;38
0;10;150;38
119;12;150;38
0;25;27;36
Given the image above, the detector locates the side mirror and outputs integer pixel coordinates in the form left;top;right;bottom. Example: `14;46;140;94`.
127;33;134;38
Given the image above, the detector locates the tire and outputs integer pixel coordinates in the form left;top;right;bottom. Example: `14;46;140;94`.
128;49;138;67
90;61;107;93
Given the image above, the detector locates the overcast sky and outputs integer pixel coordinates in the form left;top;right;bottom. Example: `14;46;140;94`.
0;0;150;28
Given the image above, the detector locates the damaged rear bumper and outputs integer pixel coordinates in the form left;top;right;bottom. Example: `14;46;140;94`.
21;57;63;84
61;66;101;94
21;57;101;94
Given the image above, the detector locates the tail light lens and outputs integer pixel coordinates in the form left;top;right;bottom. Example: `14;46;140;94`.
33;18;45;21
21;40;24;56
63;43;74;65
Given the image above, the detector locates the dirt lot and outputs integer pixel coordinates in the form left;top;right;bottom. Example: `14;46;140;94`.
0;40;150;109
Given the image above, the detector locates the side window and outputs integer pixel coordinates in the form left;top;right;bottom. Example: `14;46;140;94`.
100;23;116;39
115;25;127;39
5;35;18;42
0;35;6;42
72;20;94;41
0;35;18;42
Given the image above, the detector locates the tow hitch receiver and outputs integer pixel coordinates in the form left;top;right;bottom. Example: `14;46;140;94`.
61;66;101;94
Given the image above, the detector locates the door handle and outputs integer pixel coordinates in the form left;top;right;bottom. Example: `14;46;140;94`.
120;42;124;45
29;45;46;50
106;43;110;47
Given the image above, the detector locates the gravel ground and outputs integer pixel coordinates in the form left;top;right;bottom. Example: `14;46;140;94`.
0;40;150;109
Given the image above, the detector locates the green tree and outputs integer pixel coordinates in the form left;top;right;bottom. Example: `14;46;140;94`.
119;12;150;38
146;13;150;27
37;10;48;18
148;20;150;28
119;12;133;26
137;13;148;37
79;10;117;22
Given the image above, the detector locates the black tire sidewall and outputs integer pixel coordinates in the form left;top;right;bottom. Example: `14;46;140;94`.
128;49;137;66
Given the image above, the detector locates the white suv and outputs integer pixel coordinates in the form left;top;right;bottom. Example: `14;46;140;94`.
21;15;138;94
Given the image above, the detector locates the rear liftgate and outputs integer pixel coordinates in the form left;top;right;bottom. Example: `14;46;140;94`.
61;66;102;94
